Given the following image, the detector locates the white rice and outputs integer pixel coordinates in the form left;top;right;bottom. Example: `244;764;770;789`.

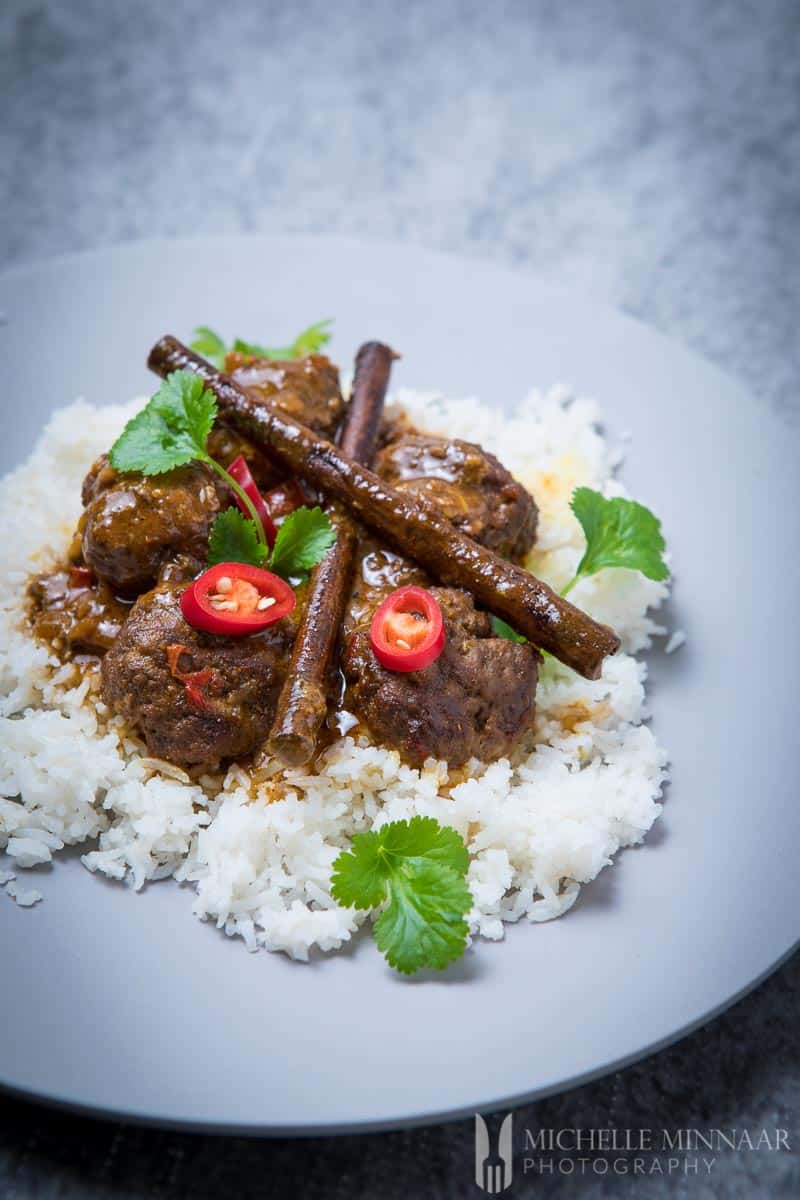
0;385;670;959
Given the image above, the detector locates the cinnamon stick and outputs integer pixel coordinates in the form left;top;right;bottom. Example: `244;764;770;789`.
267;341;395;766
147;337;621;678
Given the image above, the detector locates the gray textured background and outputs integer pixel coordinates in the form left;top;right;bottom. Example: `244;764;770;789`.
1;0;798;1196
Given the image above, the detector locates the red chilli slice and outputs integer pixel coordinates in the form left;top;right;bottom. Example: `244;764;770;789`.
227;455;278;546
180;563;296;637
68;566;95;590
263;478;312;523
165;643;221;711
369;585;445;673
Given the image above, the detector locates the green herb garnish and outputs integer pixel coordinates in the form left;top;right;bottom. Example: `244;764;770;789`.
331;816;472;975
564;487;669;596
490;615;527;643
110;369;335;579
187;326;228;370
111;370;268;549
207;505;335;578
208;508;267;568
189;320;333;368
109;371;218;477
491;487;668;650
266;319;333;360
269;506;336;579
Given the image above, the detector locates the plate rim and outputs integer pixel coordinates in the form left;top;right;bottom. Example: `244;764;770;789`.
1;232;798;1134
0;938;797;1137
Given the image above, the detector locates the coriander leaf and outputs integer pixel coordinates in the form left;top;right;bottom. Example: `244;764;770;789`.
236;320;332;359
568;487;669;591
374;814;470;875
232;336;271;358
490;615;553;665
208;509;267;568
190;320;333;366
375;860;471;975
109;370;217;476
330;816;472;975
491;615;527;643
189;326;228;370
160;370;218;449
284;319;333;358
329;830;387;909
269;506;336;579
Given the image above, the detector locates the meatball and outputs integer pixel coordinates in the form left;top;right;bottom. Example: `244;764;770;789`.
343;536;428;639
343;588;539;767
81;463;224;596
101;583;292;765
373;434;538;561
207;353;345;488
226;352;343;436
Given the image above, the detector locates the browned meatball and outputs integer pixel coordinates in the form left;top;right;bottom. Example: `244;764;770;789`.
373;434;538;561
343;588;539;768
101;583;292;765
343;536;429;640
227;352;344;435
207;353;345;488
81;463;224;596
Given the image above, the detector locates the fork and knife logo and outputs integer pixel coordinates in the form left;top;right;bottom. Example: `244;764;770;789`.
475;1113;513;1193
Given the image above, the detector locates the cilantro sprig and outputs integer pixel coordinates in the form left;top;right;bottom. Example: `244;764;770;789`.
109;370;335;580
269;506;337;578
108;370;218;478
564;487;669;596
189;320;333;370
491;486;669;644
187;327;228;370
207;508;266;568
490;615;527;643
331;817;472;975
208;505;336;579
110;370;269;548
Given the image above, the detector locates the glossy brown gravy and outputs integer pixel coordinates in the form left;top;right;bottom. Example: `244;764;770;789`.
28;567;132;659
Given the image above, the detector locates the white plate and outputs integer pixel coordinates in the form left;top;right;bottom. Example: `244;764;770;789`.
0;235;797;1133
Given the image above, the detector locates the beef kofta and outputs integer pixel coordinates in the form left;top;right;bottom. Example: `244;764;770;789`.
344;587;539;768
81;463;224;596
373;433;537;561
101;582;293;765
207;353;345;488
